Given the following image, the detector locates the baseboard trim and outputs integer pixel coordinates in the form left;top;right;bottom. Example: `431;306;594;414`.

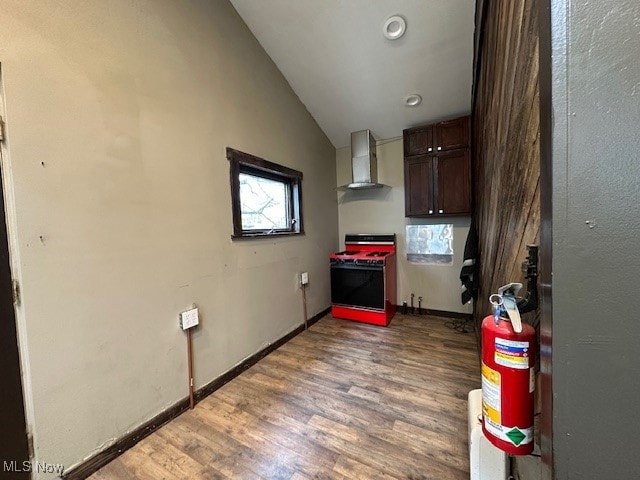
62;307;330;480
395;305;473;321
62;397;191;480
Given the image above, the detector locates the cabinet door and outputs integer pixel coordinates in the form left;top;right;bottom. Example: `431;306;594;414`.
435;149;471;215
404;155;434;216
403;126;434;156
434;116;469;152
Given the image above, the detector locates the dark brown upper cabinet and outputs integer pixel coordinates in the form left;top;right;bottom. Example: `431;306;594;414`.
403;116;469;156
404;155;434;216
435;116;470;152
403;125;434;156
435;149;471;215
403;116;472;217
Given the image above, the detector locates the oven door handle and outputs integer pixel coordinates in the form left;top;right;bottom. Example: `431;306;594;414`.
330;263;384;271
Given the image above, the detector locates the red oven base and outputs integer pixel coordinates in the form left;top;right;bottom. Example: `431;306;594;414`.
331;303;396;327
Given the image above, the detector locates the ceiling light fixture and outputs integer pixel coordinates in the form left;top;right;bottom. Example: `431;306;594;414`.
404;94;422;107
383;15;406;40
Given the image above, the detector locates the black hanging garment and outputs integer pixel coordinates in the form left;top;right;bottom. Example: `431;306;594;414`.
460;224;479;304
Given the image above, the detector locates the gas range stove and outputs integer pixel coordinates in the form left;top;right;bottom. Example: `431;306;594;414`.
330;250;393;266
329;234;397;326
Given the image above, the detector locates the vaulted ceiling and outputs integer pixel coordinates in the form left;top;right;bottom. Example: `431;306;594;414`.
230;0;476;148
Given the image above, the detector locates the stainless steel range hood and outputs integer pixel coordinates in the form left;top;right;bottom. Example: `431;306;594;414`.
340;130;387;190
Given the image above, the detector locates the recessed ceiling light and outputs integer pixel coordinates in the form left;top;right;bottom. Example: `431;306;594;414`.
383;15;406;40
405;94;422;107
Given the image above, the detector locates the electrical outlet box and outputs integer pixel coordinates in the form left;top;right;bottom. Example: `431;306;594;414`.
180;307;199;330
301;272;309;285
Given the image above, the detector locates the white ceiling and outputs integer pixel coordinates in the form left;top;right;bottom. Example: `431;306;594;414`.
230;0;476;148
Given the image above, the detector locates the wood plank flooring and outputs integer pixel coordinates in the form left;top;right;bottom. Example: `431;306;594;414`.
89;314;480;480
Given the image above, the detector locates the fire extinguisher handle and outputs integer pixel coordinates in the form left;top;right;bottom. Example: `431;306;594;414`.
502;295;523;333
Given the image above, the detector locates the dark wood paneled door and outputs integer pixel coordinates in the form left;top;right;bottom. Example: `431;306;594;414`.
0;70;30;480
435;149;471;215
404;155;434;216
403;125;433;156
435;116;470;151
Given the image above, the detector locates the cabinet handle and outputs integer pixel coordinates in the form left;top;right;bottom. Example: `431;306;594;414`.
428;147;433;152
437;146;442;151
428;210;433;214
438;209;444;214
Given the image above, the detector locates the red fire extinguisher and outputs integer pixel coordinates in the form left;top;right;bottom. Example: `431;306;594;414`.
481;283;536;455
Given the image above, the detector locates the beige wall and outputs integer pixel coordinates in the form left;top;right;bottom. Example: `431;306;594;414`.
0;0;337;477
336;139;472;315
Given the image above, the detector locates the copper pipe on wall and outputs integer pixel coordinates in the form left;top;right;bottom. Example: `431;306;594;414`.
187;328;194;409
302;284;308;330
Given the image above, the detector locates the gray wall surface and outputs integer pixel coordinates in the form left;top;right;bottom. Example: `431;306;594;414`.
547;0;640;477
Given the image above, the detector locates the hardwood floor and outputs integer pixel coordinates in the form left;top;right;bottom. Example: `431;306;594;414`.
89;314;480;480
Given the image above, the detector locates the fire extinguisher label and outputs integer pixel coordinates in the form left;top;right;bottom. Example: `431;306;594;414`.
482;362;534;447
485;422;534;447
494;337;530;370
481;363;501;424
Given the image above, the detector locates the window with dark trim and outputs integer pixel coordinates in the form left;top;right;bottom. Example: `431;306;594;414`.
227;148;304;239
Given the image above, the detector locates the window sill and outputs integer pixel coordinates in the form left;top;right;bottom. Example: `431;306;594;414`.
231;230;305;240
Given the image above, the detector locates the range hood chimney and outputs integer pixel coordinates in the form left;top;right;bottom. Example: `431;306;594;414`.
341;130;387;190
